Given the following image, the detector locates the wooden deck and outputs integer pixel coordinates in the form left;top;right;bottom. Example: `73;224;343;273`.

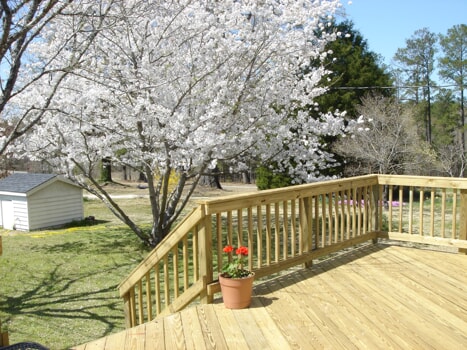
73;243;467;349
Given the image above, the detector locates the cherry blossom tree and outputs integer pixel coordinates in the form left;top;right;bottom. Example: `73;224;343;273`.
0;0;113;155
14;0;348;247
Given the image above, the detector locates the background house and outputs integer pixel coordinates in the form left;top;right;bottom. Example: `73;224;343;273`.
0;173;83;231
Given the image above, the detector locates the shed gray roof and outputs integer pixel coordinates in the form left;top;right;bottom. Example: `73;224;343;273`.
0;173;57;193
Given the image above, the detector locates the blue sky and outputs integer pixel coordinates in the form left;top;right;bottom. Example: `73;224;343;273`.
341;0;467;65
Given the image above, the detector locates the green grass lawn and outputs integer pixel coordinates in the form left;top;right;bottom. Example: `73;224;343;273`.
0;180;257;349
0;199;152;350
0;181;255;349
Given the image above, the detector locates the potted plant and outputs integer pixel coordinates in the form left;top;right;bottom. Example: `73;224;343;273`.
218;245;255;309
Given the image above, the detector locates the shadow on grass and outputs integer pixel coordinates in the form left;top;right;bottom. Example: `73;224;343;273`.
30;237;146;255
0;263;128;344
27;225;149;256
0;221;151;348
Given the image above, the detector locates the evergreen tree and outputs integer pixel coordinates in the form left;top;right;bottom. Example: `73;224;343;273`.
438;24;467;155
257;21;393;187
431;89;459;150
314;21;393;117
394;28;437;144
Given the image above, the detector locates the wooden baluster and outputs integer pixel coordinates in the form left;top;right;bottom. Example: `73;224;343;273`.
163;255;170;309
441;189;446;238
388;185;393;232
183;236;189;292
173;247;179;298
419;187;424;236
155;264;161;315
345;189;351;239
247;207;254;270
333;192;339;243
138;280;144;325
216;214;222;272
458;189;467;255
430;188;435;237
313;196;319;250
274;202;280;263
340;191;345;242
362;187;368;234
227;211;233;245
283;201;288;259
256;205;263;268
198;205;213;304
356;188;362;237
237;208;243;246
408;187;414;235
145;272;153;321
326;193;332;245
321;194;327;247
193;227;199;281
452;190;458;239
265;204;271;266
398;186;403;233
290;199;296;256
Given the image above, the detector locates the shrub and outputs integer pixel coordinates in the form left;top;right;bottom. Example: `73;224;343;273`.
256;165;293;190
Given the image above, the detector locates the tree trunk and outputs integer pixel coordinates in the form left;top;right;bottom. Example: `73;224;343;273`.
200;166;222;189
242;171;251;184
122;165;128;181
100;157;112;182
139;171;147;182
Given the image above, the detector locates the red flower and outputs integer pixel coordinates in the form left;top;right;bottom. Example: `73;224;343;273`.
221;245;251;278
223;245;234;253
236;246;248;256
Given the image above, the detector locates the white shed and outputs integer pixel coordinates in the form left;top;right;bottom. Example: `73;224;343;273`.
0;173;84;231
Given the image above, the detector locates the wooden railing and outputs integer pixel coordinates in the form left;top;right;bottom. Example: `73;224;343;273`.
377;175;467;247
118;174;467;328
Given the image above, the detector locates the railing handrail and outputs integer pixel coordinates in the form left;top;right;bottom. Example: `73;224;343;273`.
377;174;467;189
198;174;379;214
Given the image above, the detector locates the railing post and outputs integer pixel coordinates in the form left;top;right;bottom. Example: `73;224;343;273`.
371;184;381;244
300;197;313;267
459;189;467;255
0;320;9;347
198;204;214;303
122;292;133;328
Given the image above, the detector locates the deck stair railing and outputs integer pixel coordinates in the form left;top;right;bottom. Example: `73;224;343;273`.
118;174;467;328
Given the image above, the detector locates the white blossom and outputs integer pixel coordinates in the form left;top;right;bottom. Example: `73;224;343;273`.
11;0;346;245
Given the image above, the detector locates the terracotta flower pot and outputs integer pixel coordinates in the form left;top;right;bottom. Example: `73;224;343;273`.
218;272;255;309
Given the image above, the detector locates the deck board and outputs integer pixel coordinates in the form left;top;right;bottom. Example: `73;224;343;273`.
144;320;164;350
345;249;461;349
180;307;205;350
73;244;467;350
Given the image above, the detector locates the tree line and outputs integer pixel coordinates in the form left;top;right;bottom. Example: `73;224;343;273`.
258;22;466;188
339;24;467;179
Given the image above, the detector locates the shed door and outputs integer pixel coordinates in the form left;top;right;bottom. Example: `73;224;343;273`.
1;200;14;229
